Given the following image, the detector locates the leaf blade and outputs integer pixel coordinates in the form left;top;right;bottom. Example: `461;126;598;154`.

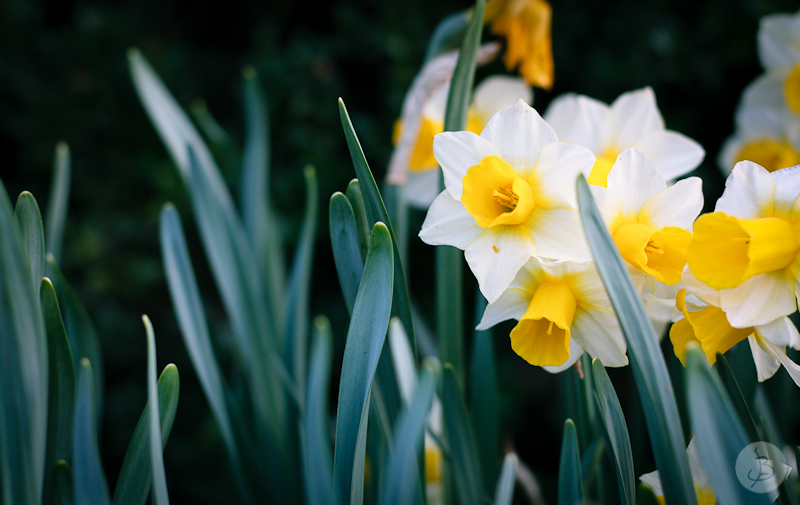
73;359;110;505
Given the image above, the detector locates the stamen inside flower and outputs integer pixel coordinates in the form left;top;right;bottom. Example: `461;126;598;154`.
785;63;800;115
510;281;577;366
613;223;692;284
586;146;618;187
669;289;753;365
687;212;800;289
462;156;535;228
735;139;800;173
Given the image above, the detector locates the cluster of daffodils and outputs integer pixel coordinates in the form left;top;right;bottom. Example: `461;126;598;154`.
419;87;706;371
720;9;800;174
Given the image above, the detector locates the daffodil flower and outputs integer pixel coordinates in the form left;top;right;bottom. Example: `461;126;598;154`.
393;76;532;208
686;161;800;327
419;101;596;303
476;256;627;369
590;149;702;301
640;438;715;505
543;87;705;187
485;0;554;89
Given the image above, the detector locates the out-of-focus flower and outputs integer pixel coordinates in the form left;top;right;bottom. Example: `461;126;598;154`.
640;438;716;505
393;76;532;208
686;161;800;327
485;0;554;89
419;101;595;303
477;256;627;369
544;87;705;187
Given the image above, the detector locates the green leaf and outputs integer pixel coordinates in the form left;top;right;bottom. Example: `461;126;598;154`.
424;10;470;62
592;358;635;505
333;223;394;505
345;180;370;260
45;142;71;265
716;353;761;444
41;278;76;505
685;344;771;505
338;99;416;357
55;461;73;505
14;191;45;292
558;419;583;505
0;178;48;505
73;359;110;505
470;292;499;488
380;359;440;505
47;255;104;422
494;453;518;505
442;364;485;504
190;99;241;174
112;361;179;505
142;316;171;505
301;317;338;505
576;174;695;505
330;192;365;315
443;0;483;133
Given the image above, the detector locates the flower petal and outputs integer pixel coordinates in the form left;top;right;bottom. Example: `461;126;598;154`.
472;76;533;123
526;207;592;261
633;130;706;181
541;339;584;374
433;131;501;200
639;470;663;498
404;169;444;208
465;225;536;303
588;185;623;229
685;438;713;495
753;334;800;387
715;161;775;218
720;269;797;328
758;12;800;70
682;265;721;307
480;101;558;174
529;142;596;208
544;93;612;154
476;287;530;330
640;177;704;231
571;307;628;367
749;335;781;382
610;87;665;148
419;191;482;248
606;149;667;218
770;164;800;218
754;316;800;348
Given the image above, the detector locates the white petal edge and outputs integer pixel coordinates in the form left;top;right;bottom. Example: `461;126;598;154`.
639;177;704;231
476;288;530;330
472;76;533;123
715;161;775;218
758;12;800;70
419;191;482;249
480;101;558;175
404;169;444;209
433;130;501;200
770;164;800;218
542;340;584;374
749;335;781;382
543;93;612;154
720;270;797;328
610;87;665;148
605;149;667;218
529;142;596;208
525;207;592;262
753;334;800;388
465;225;536;303
754;316;800;348
633;130;706;181
571;307;628;367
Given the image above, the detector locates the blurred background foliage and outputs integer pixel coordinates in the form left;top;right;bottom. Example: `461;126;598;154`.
2;0;800;502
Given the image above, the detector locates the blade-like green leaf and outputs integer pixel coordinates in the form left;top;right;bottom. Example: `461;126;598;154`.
424;10;469;61
47;255;104;421
0;179;48;505
333;223;394;505
345;180;370;260
15;191;45;293
558;419;583;505
190;99;241;174
73;359;110;505
46;142;71;270
380;359;440;505
330;192;365;315
494;453;518;505
716;353;761;444
55;460;73;505
470;292;499;488
443;0;483;133
142;316;170;505
442;364;485;504
685;344;771;505
576;174;695;505
592;358;635;505
338;99;416;357
112;361;179;505
42;278;76;505
302;317;337;505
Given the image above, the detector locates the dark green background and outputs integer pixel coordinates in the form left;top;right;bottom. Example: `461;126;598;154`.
2;0;799;502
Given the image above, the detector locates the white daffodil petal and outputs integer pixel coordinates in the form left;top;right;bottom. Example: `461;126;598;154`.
682;265;721;307
419;191;482;249
433;131;501;200
606;149;667;217
388;319;418;406
480;101;558;174
571;308;628;367
633;130;706;181
568;263;611;309
530;142;596;208
640;177;704;231
610;87;665;147
542;340;583;374
758;13;800;70
510;257;547;291
749;335;781;382
476;287;530;330
421;81;449;121
540;258;592;283
685;438;714;494
718;133;744;175
588;185;623;229
465;225;536;303
715;161;775;218
770;165;800;218
755;316;800;347
404;169;444;208
639;470;663;498
737;77;789;137
544;94;612;154
755;335;800;387
721;270;797;328
526;207;592;262
472;76;533;121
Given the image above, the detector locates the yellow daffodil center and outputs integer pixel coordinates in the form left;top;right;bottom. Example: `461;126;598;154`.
510;281;577;366
669;290;752;366
735;139;800;172
612;223;692;284
462;156;535;228
687;212;800;289
393;112;485;172
587;146;618;187
425;444;443;484
784;64;800;115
